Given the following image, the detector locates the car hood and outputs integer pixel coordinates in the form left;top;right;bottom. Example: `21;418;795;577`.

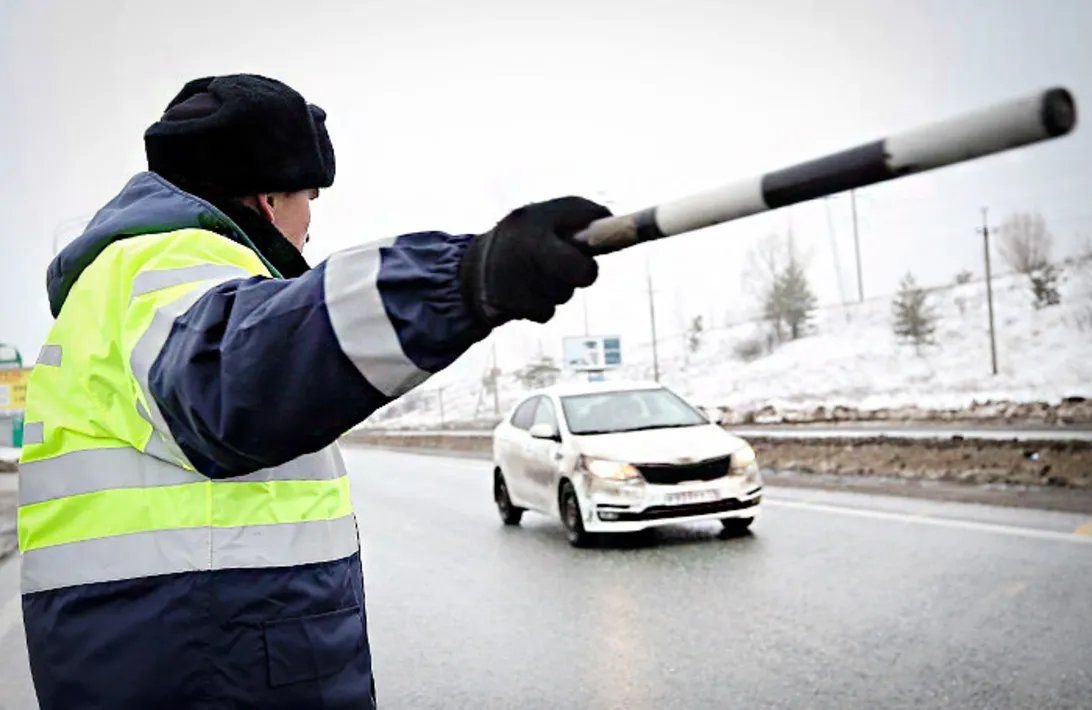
571;424;748;464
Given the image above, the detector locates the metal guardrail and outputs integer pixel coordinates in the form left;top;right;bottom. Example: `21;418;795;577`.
351;425;1092;443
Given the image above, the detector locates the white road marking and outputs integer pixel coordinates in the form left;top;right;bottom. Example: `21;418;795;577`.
350;449;1092;545
765;498;1092;545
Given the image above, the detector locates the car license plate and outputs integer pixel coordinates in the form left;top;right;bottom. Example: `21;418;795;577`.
665;489;718;505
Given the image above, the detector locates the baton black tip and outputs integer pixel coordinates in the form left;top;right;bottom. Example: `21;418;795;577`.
1042;87;1077;137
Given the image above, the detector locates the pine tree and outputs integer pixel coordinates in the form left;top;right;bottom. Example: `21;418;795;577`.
892;273;937;351
1029;264;1062;309
748;230;817;343
768;255;817;340
686;315;704;353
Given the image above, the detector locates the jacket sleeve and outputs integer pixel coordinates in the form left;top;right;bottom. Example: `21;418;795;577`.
135;230;487;478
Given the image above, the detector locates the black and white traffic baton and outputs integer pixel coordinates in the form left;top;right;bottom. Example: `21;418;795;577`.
573;87;1077;254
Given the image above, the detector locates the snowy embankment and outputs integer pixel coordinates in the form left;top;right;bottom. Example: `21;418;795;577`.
369;261;1092;429
669;266;1091;416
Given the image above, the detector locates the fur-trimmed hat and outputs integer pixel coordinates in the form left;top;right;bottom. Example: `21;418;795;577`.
144;74;335;195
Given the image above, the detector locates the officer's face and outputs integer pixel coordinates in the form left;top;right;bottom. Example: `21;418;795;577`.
269;188;319;252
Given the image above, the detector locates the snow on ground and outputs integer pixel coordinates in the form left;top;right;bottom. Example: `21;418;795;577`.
672;266;1092;412
369;260;1092;429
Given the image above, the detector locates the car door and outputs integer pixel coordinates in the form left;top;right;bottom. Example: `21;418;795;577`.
524;397;563;508
501;396;540;505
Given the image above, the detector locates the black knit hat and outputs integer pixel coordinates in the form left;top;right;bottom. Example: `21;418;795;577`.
144;74;335;195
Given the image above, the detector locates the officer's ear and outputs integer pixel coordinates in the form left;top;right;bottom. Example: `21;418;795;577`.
239;193;278;224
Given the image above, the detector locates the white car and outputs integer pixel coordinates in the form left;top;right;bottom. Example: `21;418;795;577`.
491;381;762;546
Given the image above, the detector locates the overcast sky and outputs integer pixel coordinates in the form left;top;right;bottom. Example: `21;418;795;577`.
1;0;1090;382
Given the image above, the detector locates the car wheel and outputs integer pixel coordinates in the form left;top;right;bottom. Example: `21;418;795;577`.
720;517;754;535
559;480;594;547
494;470;524;526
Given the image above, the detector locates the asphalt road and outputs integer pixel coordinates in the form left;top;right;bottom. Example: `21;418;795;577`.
1;446;1091;708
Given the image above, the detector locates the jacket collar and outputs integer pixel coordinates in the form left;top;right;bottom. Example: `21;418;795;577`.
47;172;306;316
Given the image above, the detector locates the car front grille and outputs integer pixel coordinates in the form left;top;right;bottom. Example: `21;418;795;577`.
599;496;760;522
635;455;731;485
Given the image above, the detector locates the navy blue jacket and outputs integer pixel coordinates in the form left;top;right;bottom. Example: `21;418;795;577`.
25;173;487;709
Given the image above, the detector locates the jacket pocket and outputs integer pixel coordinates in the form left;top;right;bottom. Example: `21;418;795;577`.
262;605;365;687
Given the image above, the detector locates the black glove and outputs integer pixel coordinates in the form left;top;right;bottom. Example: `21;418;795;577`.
459;196;611;326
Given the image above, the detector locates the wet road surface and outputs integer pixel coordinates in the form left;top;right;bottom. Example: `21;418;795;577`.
1;446;1090;708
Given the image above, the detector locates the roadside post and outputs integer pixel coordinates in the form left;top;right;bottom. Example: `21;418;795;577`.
0;344;27;447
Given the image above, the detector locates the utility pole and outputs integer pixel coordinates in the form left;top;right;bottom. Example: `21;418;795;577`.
823;197;848;305
437;387;446;428
646;264;660;383
490;341;500;418
977;207;999;375
850;189;864;303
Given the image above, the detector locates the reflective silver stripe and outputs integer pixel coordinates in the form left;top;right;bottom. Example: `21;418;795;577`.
18;447;205;505
22;421;43;445
232;445;347;483
18;444;346;504
129;276;238;464
324;242;430;397
212;514;359;570
131;264;250;300
21;514;360;593
143;427;187;466
36;344;62;367
22;528;209;593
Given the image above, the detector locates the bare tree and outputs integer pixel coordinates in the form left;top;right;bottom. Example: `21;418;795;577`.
514;356;560;389
997;211;1066;308
998;212;1053;275
1081;235;1092;263
1076;252;1092;332
744;233;785;300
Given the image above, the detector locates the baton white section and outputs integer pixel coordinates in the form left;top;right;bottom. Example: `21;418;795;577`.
652;178;768;237
324;242;430;398
885;92;1054;173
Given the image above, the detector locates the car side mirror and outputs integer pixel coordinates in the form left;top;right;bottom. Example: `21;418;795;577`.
529;423;560;441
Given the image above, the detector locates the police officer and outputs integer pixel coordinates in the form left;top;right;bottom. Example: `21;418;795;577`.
18;74;607;708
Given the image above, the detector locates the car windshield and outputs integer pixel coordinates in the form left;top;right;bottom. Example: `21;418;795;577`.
560;388;708;435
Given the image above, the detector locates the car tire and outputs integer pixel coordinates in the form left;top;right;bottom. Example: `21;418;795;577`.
559;480;594;548
720;517;754;535
494;469;524;526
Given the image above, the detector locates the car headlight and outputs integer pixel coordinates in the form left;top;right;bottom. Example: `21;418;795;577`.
581;456;643;482
729;445;762;486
